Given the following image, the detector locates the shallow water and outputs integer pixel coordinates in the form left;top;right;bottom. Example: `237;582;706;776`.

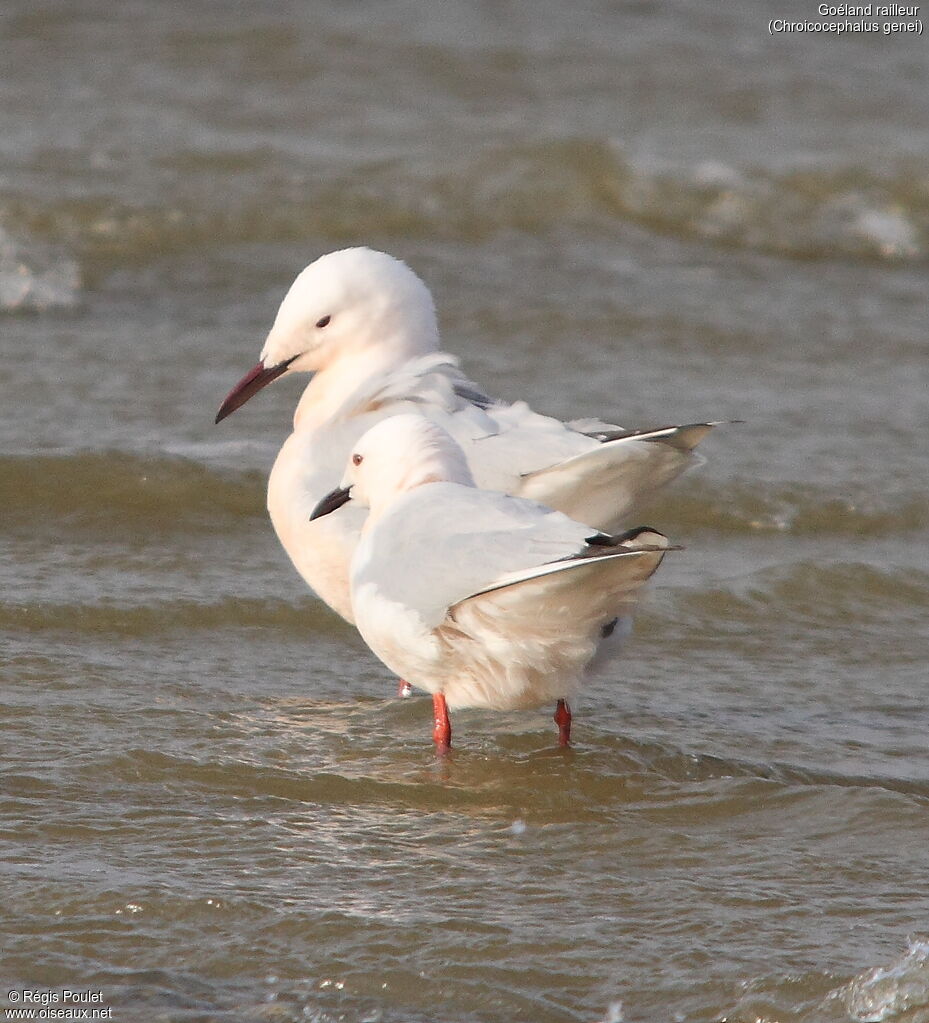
2;2;929;1021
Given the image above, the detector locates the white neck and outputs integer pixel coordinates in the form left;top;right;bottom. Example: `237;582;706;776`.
364;450;474;526
291;345;408;432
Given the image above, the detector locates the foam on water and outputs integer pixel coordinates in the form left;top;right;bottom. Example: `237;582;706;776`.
830;939;929;1022
0;225;80;312
5;143;929;272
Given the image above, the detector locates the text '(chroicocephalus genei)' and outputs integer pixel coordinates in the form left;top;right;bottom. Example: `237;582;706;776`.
214;248;714;641
310;414;674;752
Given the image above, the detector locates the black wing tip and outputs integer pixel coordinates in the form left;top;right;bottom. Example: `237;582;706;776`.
586;528;684;557
585;525;666;547
617;525;666;544
452;381;497;410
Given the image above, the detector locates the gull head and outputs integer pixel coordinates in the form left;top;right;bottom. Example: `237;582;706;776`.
216;248;439;423
310;413;475;522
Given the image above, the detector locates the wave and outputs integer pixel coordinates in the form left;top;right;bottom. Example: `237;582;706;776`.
63;708;929;812
718;938;929;1023
675;559;929;635
1;451;266;535
653;477;929;537
4;452;928;540
6;558;925;668
0;224;80;313
0;594;339;637
573;731;929;804
827;938;929;1023
3;138;928;287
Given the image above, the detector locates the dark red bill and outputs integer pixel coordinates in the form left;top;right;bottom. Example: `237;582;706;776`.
214;355;298;423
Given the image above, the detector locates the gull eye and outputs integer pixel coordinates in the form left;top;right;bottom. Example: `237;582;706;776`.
352;453;363;466
316;315;331;329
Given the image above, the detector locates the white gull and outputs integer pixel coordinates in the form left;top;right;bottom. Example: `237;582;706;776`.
215;247;711;626
309;414;673;751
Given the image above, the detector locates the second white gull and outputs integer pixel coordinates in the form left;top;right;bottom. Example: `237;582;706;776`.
309;414;674;751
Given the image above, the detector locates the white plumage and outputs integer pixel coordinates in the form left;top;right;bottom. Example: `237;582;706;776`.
310;415;673;748
215;247;712;625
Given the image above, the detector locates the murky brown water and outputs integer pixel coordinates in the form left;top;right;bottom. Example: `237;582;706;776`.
2;2;928;1021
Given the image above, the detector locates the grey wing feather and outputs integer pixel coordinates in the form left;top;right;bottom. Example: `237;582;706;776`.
461;527;673;600
359;484;594;626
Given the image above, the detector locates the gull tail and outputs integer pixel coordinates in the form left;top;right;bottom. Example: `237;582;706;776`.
514;422;718;531
460;526;674;603
444;527;675;709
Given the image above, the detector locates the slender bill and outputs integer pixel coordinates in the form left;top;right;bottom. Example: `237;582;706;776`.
215;355;298;423
309;486;353;521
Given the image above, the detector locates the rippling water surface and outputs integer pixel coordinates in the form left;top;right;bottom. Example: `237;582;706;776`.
2;2;928;1021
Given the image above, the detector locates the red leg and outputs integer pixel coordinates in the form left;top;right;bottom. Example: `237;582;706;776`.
554;699;572;747
432;692;452;754
397;679;413;698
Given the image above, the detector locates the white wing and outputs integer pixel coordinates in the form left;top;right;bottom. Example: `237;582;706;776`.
332;352;715;529
353;483;596;628
269;351;712;619
512;423;715;529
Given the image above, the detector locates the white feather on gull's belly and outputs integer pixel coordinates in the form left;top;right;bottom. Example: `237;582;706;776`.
353;580;445;692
